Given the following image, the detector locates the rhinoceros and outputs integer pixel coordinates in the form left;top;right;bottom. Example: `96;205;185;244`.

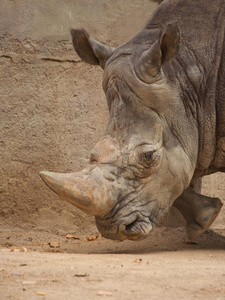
40;0;224;241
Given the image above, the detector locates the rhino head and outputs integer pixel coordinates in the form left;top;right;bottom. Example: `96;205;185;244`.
40;23;198;241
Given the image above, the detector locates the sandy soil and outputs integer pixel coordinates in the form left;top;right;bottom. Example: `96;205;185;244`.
1;227;225;300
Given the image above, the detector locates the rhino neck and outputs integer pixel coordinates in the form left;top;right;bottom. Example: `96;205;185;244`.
171;54;217;177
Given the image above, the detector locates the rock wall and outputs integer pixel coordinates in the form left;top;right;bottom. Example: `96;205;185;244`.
0;0;224;235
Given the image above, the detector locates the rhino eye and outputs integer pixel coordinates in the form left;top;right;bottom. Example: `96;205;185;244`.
142;151;155;163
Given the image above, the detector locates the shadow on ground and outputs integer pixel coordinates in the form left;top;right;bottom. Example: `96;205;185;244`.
1;227;225;255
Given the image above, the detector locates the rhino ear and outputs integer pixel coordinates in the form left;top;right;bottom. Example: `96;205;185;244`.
138;23;180;80
70;28;115;69
158;22;180;65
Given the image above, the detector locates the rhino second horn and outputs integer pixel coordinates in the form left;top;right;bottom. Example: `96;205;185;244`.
39;171;111;217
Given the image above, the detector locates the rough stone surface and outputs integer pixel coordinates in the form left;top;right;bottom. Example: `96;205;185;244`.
0;0;224;234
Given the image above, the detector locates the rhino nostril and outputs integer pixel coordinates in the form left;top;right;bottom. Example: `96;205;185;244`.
125;219;139;232
124;218;153;238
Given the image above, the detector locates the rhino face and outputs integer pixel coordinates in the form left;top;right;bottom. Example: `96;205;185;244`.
40;23;198;241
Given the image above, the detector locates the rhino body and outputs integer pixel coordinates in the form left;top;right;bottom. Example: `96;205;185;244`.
40;0;225;241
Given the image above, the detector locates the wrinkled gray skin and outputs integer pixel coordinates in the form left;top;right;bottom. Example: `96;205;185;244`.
40;0;225;241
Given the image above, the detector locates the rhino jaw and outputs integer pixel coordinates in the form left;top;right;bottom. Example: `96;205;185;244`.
39;170;115;217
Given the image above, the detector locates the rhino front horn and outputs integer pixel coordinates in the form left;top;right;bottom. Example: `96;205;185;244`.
39;170;114;217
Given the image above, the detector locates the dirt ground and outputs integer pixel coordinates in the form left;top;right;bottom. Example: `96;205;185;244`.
1;227;225;300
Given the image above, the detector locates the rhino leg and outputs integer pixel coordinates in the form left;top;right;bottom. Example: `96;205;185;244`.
173;187;223;241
